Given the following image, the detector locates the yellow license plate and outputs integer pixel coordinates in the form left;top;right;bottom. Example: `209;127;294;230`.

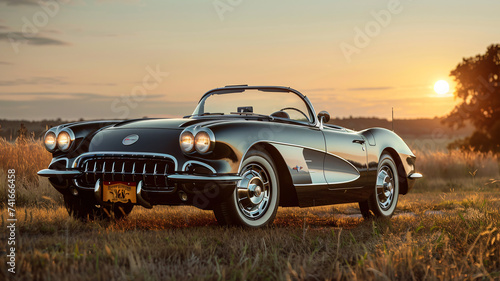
102;181;136;204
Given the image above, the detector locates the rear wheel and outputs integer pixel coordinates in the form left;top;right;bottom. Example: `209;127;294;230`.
359;153;399;219
213;150;280;228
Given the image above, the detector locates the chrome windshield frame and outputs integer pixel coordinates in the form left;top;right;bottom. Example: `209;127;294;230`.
193;85;318;126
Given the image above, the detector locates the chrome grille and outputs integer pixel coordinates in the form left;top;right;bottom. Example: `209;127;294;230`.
75;154;176;190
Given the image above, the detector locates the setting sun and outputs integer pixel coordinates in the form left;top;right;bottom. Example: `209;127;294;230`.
434;80;450;95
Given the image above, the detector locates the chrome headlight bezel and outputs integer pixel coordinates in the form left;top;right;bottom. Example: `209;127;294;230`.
44;131;57;152
180;127;215;155
179;131;195;153
56;128;75;152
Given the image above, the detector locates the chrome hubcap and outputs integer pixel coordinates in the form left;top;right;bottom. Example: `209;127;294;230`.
236;164;271;220
376;166;395;211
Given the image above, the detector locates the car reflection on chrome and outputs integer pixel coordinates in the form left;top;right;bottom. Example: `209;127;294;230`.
38;85;422;227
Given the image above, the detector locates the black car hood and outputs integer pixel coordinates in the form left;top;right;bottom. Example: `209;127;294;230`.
88;118;231;155
112;118;227;129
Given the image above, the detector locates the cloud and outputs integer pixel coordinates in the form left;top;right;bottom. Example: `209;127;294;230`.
0;0;39;6
305;87;336;92
347;87;394;91
0;92;188;120
0;61;12;65
0;25;8;30
0;77;68;86
0;92;112;100
89;82;117;86
96;0;143;5
0;32;70;46
43;28;63;35
0;92;167;101
0;76;143;87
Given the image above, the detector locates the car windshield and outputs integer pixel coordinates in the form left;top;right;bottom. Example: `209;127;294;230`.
192;89;314;123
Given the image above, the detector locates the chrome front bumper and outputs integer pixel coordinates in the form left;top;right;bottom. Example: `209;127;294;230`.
37;169;242;182
39;168;242;209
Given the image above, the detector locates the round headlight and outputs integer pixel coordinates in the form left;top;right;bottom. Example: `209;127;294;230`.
44;132;57;152
180;131;195;153
57;131;72;152
195;131;211;154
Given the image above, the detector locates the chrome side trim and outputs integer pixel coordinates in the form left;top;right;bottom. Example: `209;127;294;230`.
136;181;153;209
326;175;360;185
182;160;217;173
238;140;360;175
168;174;242;182
72;151;178;171
294;183;363;189
408;173;423;179
328;186;364;190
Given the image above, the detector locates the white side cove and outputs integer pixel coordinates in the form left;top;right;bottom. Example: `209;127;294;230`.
323;153;360;184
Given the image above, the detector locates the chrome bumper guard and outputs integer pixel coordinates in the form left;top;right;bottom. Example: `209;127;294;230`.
408;173;423;179
37;169;83;178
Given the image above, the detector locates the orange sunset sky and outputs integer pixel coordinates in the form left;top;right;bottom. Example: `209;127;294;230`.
0;0;499;120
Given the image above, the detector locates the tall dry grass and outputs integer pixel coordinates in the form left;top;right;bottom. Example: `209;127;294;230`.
1;140;500;280
0;140;499;206
416;149;499;179
414;148;500;192
0;139;60;207
0;193;499;280
0;138;51;185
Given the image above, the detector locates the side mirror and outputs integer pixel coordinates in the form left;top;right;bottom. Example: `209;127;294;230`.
318;111;330;123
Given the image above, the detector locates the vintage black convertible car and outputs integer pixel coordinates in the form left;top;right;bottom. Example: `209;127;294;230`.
38;85;422;227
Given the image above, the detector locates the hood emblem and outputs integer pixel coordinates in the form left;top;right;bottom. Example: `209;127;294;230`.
122;134;139;146
292;165;303;172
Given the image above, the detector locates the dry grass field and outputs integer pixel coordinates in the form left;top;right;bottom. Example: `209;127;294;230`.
1;140;500;280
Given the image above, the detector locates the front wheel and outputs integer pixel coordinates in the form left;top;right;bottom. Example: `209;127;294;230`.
213;150;280;228
63;194;102;221
64;193;134;221
359;153;399;219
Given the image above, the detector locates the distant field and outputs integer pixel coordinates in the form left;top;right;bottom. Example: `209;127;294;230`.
1;137;499;280
0;117;474;142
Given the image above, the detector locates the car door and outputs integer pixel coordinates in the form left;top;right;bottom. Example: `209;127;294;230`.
321;126;368;188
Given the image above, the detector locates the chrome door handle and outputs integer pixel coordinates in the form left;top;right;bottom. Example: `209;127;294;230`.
352;139;365;145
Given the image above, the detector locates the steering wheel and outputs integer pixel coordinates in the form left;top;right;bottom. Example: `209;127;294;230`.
280;107;309;121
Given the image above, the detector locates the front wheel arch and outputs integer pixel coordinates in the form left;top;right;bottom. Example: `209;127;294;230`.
360;152;400;219
381;147;409;195
242;143;298;207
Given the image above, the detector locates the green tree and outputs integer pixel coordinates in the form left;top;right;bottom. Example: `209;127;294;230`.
445;44;500;153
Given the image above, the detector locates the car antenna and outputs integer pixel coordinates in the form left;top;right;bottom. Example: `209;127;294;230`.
391;107;394;132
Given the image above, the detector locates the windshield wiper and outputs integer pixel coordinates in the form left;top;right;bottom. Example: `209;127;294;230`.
230;112;274;120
